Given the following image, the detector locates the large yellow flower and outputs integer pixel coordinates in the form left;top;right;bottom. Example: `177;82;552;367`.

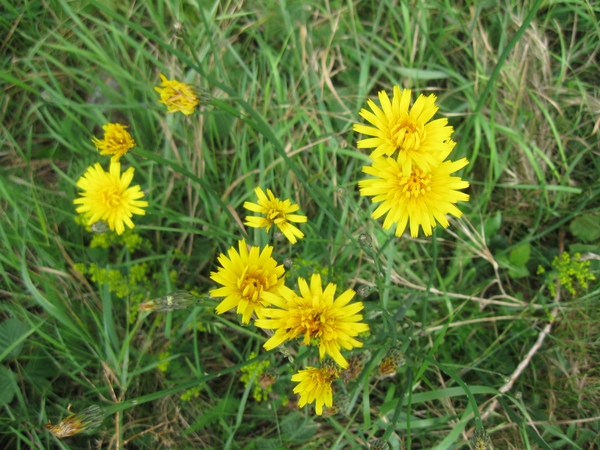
359;155;470;238
254;274;369;369
291;362;339;416
74;162;148;235
243;187;308;244
354;87;455;176
154;73;199;116
91;123;135;162
210;240;285;324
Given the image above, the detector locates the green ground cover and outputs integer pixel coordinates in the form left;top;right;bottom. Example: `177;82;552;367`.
1;0;599;448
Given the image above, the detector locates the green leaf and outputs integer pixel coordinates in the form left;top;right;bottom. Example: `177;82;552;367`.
0;366;17;406
0;318;30;361
484;211;502;241
510;243;531;266
570;214;600;242
509;264;530;279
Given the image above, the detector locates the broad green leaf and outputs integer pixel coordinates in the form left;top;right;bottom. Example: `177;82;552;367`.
0;366;17;406
509;264;530;279
570;214;600;242
510;243;531;266
0;318;30;361
484;211;502;241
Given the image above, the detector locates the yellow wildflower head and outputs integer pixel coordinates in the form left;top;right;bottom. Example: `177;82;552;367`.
210;240;285;324
45;404;104;438
254;274;369;369
243;187;308;244
154;73;199;116
359;155;470;238
91;123;135;162
354;86;455;176
291;360;339;416
74;162;148;235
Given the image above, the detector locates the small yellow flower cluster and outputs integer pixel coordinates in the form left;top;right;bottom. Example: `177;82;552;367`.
354;87;470;237
548;251;596;297
209;239;369;415
73;74;209;236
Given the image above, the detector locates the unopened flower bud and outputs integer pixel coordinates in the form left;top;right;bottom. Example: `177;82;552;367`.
45;404;104;438
471;428;491;450
358;233;372;247
259;369;278;390
172;21;186;38
357;285;371;298
139;291;203;312
341;351;370;383
91;221;110;234
378;347;405;378
369;439;390;450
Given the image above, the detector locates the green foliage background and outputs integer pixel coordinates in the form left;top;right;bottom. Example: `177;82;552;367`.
1;0;599;448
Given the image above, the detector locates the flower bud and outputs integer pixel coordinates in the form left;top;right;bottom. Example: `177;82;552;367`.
139;291;203;312
45;404;104;438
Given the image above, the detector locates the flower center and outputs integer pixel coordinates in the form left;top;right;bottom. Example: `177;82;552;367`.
389;116;426;152
296;297;333;339
102;187;124;208
108;134;127;147
240;267;270;302
400;168;433;199
266;207;286;225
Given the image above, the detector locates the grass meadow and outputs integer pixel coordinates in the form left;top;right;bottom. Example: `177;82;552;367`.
1;0;599;448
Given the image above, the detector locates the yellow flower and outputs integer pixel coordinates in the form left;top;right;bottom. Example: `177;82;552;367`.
74;162;148;235
359;155;470;238
91;123;135;162
210;240;285;324
154;73;199;116
45;404;104;438
243;187;308;244
354;87;455;176
254;274;369;369
291;362;339;416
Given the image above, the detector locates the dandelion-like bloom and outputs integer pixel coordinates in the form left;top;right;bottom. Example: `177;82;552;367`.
243;187;308;244
291;362;339;416
74;162;148;235
45;404;104;438
154;73;199;116
91;123;136;162
359;155;470;238
254;274;369;369
354;87;455;175
210;240;285;324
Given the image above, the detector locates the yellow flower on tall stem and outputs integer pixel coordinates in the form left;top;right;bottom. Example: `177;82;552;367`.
91;123;136;162
291;361;339;416
354;86;455;176
210;240;285;324
243;187;307;244
254;274;369;369
359;155;470;238
154;73;199;116
74;162;148;235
